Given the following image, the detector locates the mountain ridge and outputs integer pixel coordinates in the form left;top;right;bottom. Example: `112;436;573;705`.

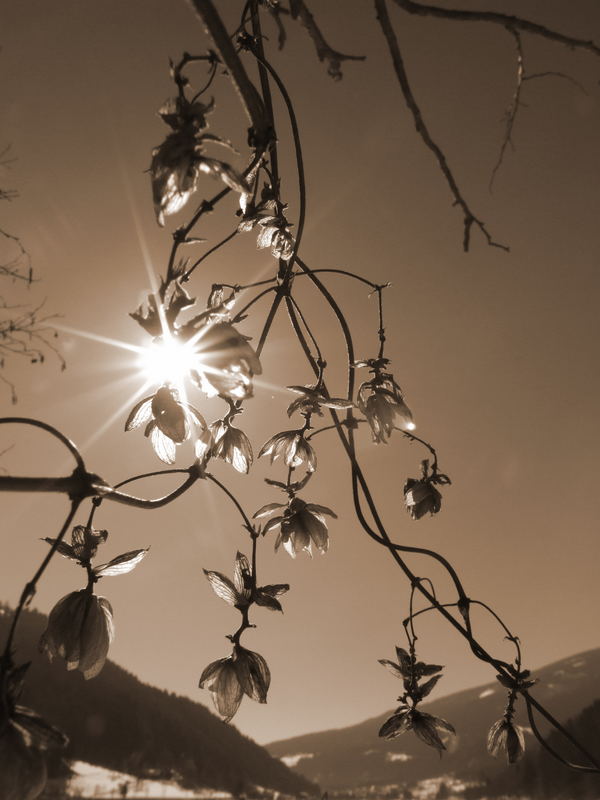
266;647;600;789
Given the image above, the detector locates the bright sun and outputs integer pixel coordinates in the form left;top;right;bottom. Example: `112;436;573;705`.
139;335;198;386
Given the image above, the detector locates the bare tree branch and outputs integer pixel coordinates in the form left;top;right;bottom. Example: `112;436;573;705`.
0;147;33;285
392;0;600;57
489;27;524;192
0;229;33;284
0;300;65;402
289;0;366;79
374;0;508;251
187;0;271;147
489;33;590;191
524;71;588;92
0;145;64;401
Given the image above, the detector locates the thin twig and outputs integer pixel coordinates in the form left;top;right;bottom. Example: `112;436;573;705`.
232;284;277;323
288;0;366;80
524;694;600;772
1;499;82;670
375;0;508;252
182;229;238;282
392;0;600;58
206;472;254;531
489;28;524;191
188;0;270;146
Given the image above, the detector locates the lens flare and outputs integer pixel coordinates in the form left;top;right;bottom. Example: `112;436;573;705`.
139;335;198;386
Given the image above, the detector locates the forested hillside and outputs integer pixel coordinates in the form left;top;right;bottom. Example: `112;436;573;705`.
480;698;600;799
0;605;318;795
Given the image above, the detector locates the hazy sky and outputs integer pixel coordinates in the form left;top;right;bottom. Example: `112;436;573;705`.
2;1;600;746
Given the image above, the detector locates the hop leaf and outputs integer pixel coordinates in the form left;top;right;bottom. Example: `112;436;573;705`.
414;661;444;678
378;706;412;739
255;583;289;613
94;548;149;577
412;711;455;752
40;538;77;562
253;502;285;519
379;707;454;752
204;570;244;608
286;385;353;418
203;552;253;608
415;674;442;701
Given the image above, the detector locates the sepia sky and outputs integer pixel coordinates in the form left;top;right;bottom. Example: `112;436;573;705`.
2;1;600;746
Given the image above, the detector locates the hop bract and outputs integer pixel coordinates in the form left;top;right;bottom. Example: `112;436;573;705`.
151;130;199;226
356;358;414;443
286;384;354;419
40;590;114;680
403;458;451;520
199;646;270;722
237;189;295;261
125;385;206;464
254;497;337;557
150;96;248;226
258;430;317;471
196;420;253;473
190;321;262;401
357;381;414;443
404;477;443;520
487;717;526;764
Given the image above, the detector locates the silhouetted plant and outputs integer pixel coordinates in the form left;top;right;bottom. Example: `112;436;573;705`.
1;1;600;796
0;146;63;403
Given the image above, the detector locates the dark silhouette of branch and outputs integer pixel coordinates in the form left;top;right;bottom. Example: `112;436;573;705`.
288;0;366;79
0;417;202;509
489;27;524;191
0;301;64;363
524;693;600;774
391;0;600;57
489;32;589;191
525;71;588;91
374;0;509;252
187;0;271;147
0;146;32;284
0;148;63;402
3;3;600;787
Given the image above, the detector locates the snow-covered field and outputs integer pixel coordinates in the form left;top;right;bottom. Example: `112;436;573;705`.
65;761;233;799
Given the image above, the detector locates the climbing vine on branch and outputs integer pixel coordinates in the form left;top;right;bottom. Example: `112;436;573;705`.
1;1;600;797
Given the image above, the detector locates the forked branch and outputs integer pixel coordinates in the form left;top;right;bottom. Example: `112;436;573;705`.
374;0;509;252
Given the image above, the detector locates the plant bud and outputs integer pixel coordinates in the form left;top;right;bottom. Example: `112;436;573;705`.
487;717;526;764
40;590;114;679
